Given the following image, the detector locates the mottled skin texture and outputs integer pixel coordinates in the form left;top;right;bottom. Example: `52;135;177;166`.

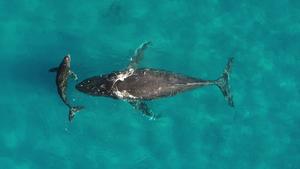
76;68;213;101
75;42;233;120
50;55;82;122
75;72;116;98
55;56;71;106
117;69;213;100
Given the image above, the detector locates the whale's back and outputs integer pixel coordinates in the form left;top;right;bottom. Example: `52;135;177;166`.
116;68;205;100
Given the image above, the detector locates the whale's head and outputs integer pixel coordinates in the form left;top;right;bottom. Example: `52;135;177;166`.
76;75;112;96
63;54;71;67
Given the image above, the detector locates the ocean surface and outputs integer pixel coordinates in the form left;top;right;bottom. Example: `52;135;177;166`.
1;0;300;169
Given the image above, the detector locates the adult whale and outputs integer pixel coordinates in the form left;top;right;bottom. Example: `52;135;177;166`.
76;42;234;119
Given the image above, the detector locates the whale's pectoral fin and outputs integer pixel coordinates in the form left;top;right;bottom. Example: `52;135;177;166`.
129;101;159;120
69;70;78;81
128;41;151;70
49;67;58;72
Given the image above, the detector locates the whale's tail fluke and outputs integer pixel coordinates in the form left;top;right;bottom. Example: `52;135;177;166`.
68;106;84;122
215;57;234;107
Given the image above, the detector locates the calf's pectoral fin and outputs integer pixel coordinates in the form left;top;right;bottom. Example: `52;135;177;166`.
128;101;159;120
49;67;58;72
69;70;78;81
128;41;151;70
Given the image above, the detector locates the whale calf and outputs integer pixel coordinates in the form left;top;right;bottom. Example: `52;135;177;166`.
76;42;234;120
49;54;84;121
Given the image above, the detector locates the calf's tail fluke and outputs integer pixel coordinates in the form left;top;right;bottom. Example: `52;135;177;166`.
215;57;234;107
69;106;84;122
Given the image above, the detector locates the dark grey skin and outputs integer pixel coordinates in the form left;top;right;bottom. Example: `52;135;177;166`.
49;54;83;122
76;42;234;120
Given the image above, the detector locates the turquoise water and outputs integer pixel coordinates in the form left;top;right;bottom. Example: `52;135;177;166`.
1;0;300;168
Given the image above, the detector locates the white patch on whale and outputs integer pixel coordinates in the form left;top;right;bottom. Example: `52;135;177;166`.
115;68;134;81
111;68;136;99
114;90;137;99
